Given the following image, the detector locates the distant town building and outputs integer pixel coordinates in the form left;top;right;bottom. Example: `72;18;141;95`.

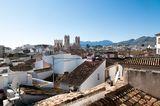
4;47;12;54
103;51;118;59
54;40;63;52
0;45;5;58
75;36;80;48
156;33;160;55
64;35;70;49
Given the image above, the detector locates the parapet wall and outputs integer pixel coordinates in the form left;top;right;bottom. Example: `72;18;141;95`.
127;68;160;98
62;87;106;106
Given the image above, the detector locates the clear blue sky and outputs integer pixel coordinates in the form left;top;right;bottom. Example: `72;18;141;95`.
0;0;160;48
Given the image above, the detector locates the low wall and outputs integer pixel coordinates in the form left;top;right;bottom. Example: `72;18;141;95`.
127;68;160;98
0;72;32;89
37;70;53;80
32;78;53;88
62;87;106;106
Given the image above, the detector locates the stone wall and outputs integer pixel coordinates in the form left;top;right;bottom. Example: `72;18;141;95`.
127;68;160;98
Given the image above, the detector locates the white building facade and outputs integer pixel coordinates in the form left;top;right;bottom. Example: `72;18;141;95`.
106;64;123;84
60;60;106;91
156;33;160;55
0;72;32;89
79;60;106;91
41;54;85;75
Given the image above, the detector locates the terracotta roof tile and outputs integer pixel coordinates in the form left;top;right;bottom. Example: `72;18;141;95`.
10;64;33;71
90;85;159;106
61;60;104;86
10;59;35;71
121;57;160;69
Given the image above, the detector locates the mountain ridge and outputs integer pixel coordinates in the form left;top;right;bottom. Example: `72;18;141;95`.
80;40;113;46
80;36;156;47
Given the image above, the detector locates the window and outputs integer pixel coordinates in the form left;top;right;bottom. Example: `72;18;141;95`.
97;73;100;80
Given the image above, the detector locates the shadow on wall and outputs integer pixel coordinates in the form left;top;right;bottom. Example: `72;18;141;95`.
128;70;160;98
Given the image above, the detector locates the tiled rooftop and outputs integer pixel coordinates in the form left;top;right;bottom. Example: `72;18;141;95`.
106;58;125;67
10;63;33;71
89;85;160;106
34;67;52;73
25;59;36;65
106;57;160;69
35;78;127;106
121;57;160;69
63;49;87;57
10;59;35;71
61;60;104;86
20;85;55;96
0;63;8;67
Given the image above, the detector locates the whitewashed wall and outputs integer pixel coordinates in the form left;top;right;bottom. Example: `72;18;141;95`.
156;36;160;54
0;76;8;89
0;66;10;74
0;77;4;89
32;78;53;88
108;64;123;82
54;54;85;74
42;55;54;66
37;70;53;80
35;60;43;69
8;72;28;84
54;59;85;74
79;60;106;91
42;54;85;75
0;72;32;89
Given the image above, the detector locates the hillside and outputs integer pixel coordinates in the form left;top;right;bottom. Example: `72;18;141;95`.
80;36;156;47
80;40;113;47
114;36;156;46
